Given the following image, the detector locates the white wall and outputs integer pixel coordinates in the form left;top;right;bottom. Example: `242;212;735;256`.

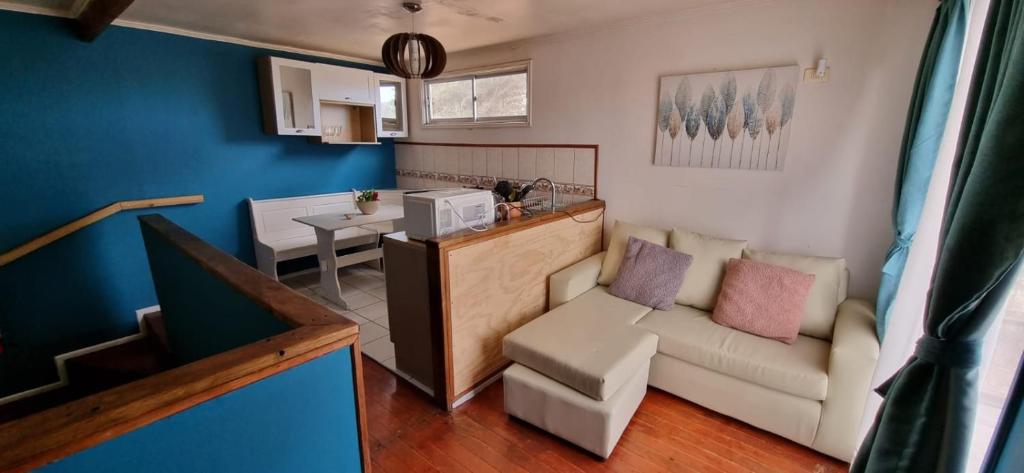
404;0;935;298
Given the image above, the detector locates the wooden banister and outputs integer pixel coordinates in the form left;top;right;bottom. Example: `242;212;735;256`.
0;195;204;267
0;325;358;472
0;214;367;472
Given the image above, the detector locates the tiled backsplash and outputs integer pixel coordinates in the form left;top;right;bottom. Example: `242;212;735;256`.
394;143;598;198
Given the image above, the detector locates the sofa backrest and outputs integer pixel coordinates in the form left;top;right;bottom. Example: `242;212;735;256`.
599;221;851;341
742;249;848;341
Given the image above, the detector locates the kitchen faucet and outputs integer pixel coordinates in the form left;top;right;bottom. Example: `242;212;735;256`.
527;177;557;212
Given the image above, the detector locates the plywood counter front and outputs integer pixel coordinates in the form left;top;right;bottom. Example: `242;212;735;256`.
383;200;605;409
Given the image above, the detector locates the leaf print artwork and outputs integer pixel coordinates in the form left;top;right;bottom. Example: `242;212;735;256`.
747;105;763;169
777;82;797;168
706;95;727;167
657;94;673;165
668;106;682;166
764;105;781;170
652;65;798;171
726;106;743;168
699;84;715;162
684;104;701;165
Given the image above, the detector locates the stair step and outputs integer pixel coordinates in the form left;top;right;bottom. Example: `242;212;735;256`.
144;312;169;352
0;333;177;426
66;337;175;391
0;386;87;426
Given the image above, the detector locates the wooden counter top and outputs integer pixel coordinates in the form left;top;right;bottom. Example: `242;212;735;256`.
386;199;605;250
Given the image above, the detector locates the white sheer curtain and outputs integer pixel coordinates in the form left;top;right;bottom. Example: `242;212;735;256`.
857;0;992;445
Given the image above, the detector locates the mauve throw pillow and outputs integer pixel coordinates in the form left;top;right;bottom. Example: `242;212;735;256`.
712;258;815;344
609;237;693;310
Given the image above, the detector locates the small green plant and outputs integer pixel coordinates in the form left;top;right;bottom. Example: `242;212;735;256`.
357;189;380;202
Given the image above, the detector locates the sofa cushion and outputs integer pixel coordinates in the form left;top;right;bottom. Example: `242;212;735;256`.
597;221;670;286
712;258;815;344
668;228;748;310
636;304;830;401
743;249;847;340
503;286;657;400
610;237;693;310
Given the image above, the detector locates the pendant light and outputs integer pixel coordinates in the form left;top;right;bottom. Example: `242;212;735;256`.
381;1;447;79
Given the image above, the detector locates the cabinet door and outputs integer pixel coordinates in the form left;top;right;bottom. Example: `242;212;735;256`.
259;57;321;136
316;64;373;104
374;74;408;138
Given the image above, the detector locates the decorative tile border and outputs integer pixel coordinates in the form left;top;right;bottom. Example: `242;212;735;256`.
394;143;599;198
395;169;596;198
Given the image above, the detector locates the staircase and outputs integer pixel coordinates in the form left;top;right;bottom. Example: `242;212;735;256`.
0;313;176;425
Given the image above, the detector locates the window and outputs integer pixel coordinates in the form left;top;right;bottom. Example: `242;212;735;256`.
423;62;530;126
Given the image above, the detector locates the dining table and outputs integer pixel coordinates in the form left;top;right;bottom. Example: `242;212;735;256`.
293;203;404;309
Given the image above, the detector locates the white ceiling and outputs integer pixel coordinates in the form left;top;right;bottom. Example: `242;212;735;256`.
5;0;735;62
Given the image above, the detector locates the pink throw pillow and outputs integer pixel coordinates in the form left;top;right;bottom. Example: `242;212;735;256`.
712;258;815;344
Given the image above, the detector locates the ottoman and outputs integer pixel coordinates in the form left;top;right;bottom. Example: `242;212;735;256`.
502;287;658;458
503;359;650;458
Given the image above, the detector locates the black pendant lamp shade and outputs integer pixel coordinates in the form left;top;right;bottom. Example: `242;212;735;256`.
382;32;447;79
382;1;447;79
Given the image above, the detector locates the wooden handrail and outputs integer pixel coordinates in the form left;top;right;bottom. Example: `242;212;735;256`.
0;214;366;472
0;195;204;267
0;325;358;472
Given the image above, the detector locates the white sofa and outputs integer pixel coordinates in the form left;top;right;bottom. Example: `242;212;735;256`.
248;190;405;279
502;224;879;461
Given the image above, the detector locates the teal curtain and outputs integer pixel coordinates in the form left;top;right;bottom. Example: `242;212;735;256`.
876;0;968;339
983;356;1024;473
853;0;1024;471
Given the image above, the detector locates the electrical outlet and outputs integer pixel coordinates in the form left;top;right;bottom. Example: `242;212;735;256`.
804;67;830;83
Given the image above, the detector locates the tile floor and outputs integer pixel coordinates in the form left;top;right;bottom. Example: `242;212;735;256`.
282;266;398;373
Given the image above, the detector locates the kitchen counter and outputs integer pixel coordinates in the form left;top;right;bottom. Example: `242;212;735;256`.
387;198;604;248
382;199;605;409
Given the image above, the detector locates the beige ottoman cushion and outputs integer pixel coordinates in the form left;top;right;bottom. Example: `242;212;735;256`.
503;287;657;400
504;360;650;459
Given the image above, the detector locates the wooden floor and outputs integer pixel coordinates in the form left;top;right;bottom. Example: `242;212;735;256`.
361;355;850;473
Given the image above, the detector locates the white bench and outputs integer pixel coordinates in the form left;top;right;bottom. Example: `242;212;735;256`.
248;190;405;280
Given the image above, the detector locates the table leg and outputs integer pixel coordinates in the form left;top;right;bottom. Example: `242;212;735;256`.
315;227;348;309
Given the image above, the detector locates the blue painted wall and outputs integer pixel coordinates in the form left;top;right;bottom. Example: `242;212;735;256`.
140;220;292;363
38;348;363;472
0;10;396;396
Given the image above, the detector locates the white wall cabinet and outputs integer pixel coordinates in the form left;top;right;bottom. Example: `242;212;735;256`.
258;57;321;136
316;64;374;105
374;73;409;138
258;56;382;144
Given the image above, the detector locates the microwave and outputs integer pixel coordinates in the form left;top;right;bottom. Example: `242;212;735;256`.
403;189;495;240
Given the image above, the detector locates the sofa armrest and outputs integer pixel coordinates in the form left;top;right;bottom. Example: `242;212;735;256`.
549;252;605;309
812;298;880;462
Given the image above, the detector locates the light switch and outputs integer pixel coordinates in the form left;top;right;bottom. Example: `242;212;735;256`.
803;67;830;83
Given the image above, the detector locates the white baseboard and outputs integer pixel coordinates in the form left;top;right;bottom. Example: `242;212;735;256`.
452;371;504;409
0;305;162;407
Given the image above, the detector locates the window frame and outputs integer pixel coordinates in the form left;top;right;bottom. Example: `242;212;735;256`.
422;60;532;128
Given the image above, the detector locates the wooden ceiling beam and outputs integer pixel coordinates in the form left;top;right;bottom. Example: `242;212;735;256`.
71;0;136;42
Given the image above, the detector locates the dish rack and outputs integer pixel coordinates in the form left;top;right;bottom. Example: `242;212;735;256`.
519;194;590;214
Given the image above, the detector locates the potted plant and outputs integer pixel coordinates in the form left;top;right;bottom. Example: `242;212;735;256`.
355;189;380;215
